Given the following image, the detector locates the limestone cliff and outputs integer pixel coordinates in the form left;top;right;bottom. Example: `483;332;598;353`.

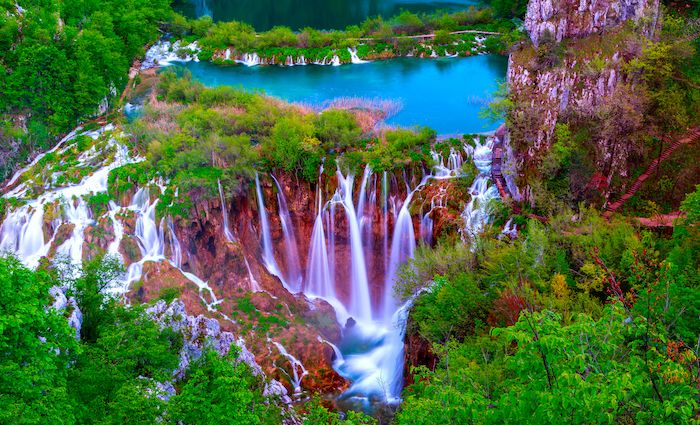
525;0;659;46
507;0;660;196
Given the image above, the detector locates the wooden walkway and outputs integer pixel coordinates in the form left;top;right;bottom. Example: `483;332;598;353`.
603;127;700;219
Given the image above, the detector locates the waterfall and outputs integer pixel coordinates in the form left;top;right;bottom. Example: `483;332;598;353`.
191;0;212;17
420;211;433;245
461;138;499;239
271;340;309;396
254;174;286;287
305;186;334;299
334;169;372;323
218;179;235;242
330;55;341;66
271;175;302;293
382;190;416;322
167;217;182;268
0;127;128;269
237;53;261;67
348;47;368;64
381;172;389;277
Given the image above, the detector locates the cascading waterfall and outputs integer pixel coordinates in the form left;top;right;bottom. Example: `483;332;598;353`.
218;179;235;242
333;169;372;323
348;46;368;64
305;184;335;300
461;138;499;239
2;122;505;408
254;173;286;287
271;340;309;396
272;175;303;293
0;125;223;309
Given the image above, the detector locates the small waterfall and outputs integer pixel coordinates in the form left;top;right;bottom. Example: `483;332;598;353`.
224;48;231;61
420;211;433;245
330;55;341;66
295;56;307;65
431;147;464;179
381;172;389;277
107;201;124;256
271;340;308;396
254;174;285;287
271;175;302;293
347;46;368;64
218;179;235;242
237;53;261;67
167;217;182;268
461;138;499;239
56;197;91;264
243;256;262;293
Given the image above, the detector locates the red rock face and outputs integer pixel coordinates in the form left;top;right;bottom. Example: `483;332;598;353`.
120;167;468;397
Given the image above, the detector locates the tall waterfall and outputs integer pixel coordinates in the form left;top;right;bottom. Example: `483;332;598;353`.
218;179;235;242
254;173;286;288
272;175;303;293
334;169;372;323
305;185;335;299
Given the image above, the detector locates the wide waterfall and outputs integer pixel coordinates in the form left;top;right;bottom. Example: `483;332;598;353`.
0;123;500;410
249;138;498;408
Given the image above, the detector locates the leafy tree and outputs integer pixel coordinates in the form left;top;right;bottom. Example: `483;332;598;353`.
0;256;77;424
168;346;279;424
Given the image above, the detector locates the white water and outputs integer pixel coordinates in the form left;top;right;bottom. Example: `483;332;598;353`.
271;175;303;293
348;47;369;64
271;340;309;396
254;173;287;289
461;139;499;240
142;40;199;70
218;179;235;242
2;122;501;407
333;169;372;323
236;52;261;67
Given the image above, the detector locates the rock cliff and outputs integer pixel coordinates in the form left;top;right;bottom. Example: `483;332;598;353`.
525;0;659;46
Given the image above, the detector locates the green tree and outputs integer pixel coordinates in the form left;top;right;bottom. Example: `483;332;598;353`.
0;256;77;424
168;346;279;424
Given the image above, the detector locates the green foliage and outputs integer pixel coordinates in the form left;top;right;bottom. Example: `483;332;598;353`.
168;346;280;424
0;254;288;423
302;397;377;424
398;303;699;424
411;274;492;342
0;0;172;178
0;256;77;424
158;285;183;303
86;192;111;217
181;8;514;64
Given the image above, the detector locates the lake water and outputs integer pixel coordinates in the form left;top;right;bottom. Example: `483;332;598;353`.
175;0;479;30
179;55;507;135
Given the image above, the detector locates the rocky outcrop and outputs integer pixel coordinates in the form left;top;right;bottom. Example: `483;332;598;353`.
50;286;83;340
525;0;659;46
507;0;661;196
507;51;622;155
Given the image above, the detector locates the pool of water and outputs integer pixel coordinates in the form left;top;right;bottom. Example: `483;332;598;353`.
175;0;479;30
178;56;507;135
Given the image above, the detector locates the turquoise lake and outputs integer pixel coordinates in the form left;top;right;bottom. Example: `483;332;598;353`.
175;0;479;30
179;55;507;135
